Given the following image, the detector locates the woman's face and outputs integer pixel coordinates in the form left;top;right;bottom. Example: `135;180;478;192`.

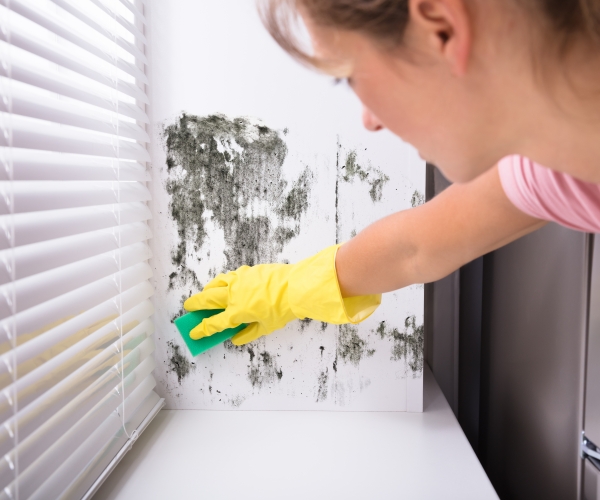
303;1;528;183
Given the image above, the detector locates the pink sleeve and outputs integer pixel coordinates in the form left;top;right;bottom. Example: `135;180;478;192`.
498;155;600;233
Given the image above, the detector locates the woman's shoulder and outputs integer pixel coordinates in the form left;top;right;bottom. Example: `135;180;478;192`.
498;155;600;233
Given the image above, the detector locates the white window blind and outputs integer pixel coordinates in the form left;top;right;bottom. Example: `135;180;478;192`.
0;0;162;498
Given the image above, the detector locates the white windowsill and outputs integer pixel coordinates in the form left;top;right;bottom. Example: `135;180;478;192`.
93;366;498;500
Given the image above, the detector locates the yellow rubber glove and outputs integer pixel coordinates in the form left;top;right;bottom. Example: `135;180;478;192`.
183;244;381;345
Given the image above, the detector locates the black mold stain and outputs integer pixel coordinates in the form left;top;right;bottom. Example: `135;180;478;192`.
320;322;328;332
223;339;246;354
299;318;312;331
316;368;329;402
375;316;424;375
285;170;312;219
411;190;425;207
162;113;312;290
229;395;245;407
336;324;374;366
341;149;390;203
166;340;194;384
223;340;284;389
170;294;189;324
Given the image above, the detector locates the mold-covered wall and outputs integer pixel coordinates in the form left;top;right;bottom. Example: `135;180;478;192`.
148;0;425;411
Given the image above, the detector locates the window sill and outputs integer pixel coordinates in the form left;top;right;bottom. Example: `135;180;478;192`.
94;366;497;499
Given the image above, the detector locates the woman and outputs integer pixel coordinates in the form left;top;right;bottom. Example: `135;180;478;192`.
184;0;600;345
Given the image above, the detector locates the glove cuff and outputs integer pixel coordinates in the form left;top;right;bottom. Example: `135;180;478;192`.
288;244;381;324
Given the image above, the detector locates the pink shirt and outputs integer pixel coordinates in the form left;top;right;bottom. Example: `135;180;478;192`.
498;155;600;233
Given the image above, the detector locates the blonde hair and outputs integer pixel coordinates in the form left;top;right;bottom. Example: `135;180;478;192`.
259;0;600;68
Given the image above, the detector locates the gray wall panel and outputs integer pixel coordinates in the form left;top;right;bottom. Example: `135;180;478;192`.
585;235;600;444
480;224;589;500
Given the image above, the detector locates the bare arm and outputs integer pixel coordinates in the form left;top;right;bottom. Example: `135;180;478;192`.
336;165;547;296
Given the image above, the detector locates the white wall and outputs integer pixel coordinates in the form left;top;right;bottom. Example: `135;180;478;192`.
148;0;425;411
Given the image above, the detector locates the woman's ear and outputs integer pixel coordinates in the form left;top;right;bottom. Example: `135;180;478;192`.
407;0;472;75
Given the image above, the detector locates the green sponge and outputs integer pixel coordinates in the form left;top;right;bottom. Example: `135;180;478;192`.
173;309;247;357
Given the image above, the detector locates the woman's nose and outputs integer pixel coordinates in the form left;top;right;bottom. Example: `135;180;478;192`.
362;107;384;132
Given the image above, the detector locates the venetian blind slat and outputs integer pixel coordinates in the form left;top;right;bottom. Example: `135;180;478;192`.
0;294;154;409
4;91;149;143
0;319;153;456
32;391;161;500
5;149;149;182
0;55;148;123
2;0;148;84
88;0;147;45
5;117;151;162
0;180;150;214
47;0;147;63
0;222;151;284
0;241;152;319
0;360;156;495
0;26;147;104
0;202;152;250
2;263;152;343
118;0;146;26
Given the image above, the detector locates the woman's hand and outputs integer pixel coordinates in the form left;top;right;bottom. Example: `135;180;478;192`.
184;245;381;345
